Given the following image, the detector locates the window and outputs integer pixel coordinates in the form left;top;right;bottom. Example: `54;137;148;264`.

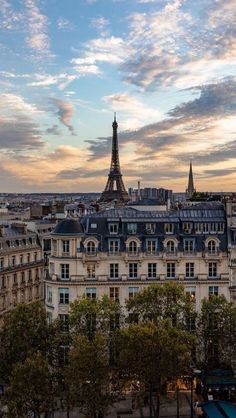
183;222;192;234
108;239;120;254
146;239;157;254
186;263;195;278
28;270;32;281
61;264;70;280
208;262;217;278
218;223;224;233
165;223;174;234
148;263;157;278
209;286;218;297
86;241;96;254
34;252;37;261
195;223;202;234
86;287;96;299
0;258;4;269
128;240;138;254
129;263;138;279
109;223;119;234
208;240;217;254
185;286;196;300
87;263;96;278
127;223;137;234
110;287;119;302
49;262;55;275
146;223;155;234
128;287;139;300
167;263;175;278
210;223;217;233
1;276;6;289
47;286;52;303
62;240;70;253
13;273;17;285
183;239;195;253
27;253;30;263
186;315;196;332
166;240;175;254
12;256;15;266
110;263;119;279
52;240;57;253
21;272;25;284
203;223;209;233
59;314;69;332
91;223;97;229
59;288;69;304
20;254;23;264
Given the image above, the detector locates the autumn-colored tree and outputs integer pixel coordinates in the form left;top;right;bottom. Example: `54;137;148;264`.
3;353;53;418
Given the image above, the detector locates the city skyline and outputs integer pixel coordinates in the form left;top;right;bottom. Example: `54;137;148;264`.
0;0;236;192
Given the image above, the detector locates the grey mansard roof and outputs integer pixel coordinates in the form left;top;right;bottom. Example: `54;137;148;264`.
52;218;84;235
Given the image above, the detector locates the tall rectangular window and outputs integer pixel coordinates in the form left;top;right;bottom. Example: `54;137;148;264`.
108;239;120;254
86;287;96;299
109;223;119;234
47;286;52;303
209;286;218;297
0;258;4;269
208;262;217;278
110;263;119;279
167;263;175;278
146;223;155;234
62;240;70;253
183;239;195;253
186;263;195;278
87;264;96;278
146;239;157;254
164;223;174;234
148;263;157;278
128;287;139;300
61;264;70;280
129;263;138;279
127;223;137;234
109;287;119;302
59;288;69;304
183;222;192;234
185;286;196;301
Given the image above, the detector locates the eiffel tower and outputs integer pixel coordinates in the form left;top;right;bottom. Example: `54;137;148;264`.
99;114;129;203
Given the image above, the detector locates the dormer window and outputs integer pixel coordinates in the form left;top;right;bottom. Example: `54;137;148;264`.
127;223;137;234
128;240;138;255
109;223;119;235
165;223;174;234
166;240;175;254
183;222;192;234
146;223;155;234
207;240;217;254
86;241;96;255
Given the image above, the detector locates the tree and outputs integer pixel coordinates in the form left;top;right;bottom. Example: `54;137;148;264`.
3;353;53;418
0;302;49;382
69;294;122;338
65;332;115;418
117;321;194;418
126;283;194;329
197;295;236;368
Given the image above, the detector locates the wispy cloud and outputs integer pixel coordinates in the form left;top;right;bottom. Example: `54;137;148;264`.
24;0;51;57
49;98;76;134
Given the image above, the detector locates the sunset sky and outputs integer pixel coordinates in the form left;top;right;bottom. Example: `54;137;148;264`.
0;0;236;193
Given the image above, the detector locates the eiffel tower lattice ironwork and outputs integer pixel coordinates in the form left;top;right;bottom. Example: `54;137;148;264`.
99;115;129;203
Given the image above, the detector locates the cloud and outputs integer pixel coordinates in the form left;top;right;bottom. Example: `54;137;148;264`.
24;0;51;57
29;73;77;90
57;17;74;30
49;98;75;134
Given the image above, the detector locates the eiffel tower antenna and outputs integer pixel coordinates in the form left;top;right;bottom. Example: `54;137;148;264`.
99;115;129;203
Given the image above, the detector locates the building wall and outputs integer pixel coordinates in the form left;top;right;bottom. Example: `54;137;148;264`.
45;205;230;321
0;224;44;319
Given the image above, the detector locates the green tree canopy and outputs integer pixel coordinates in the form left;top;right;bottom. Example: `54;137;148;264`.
126;283;194;329
65;332;114;418
3;352;53;418
0;302;49;381
197;295;236;368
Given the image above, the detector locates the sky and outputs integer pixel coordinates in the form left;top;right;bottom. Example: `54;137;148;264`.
0;0;236;193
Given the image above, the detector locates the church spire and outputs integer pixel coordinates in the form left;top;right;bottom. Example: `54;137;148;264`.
186;161;195;198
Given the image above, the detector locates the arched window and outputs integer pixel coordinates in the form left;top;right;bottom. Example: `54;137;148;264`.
128;241;138;254
87;241;96;254
166;240;175;254
208;240;217;254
